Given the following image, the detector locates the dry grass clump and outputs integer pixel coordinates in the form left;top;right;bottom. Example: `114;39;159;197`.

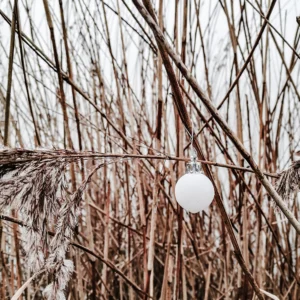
0;148;107;299
276;160;300;201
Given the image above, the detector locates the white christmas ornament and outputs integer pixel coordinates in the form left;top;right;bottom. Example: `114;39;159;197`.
175;150;215;213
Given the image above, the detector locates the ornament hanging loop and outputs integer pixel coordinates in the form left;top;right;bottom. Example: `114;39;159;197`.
183;123;202;173
186;124;202;173
186;148;201;174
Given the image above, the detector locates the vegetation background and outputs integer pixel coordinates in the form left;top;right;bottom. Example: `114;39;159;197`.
0;0;300;299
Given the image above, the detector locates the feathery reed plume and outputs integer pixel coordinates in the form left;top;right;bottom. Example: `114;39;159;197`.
43;163;104;299
0;147;105;299
0;148;68;272
276;160;300;201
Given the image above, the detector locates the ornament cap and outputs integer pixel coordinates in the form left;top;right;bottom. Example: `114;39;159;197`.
186;148;201;174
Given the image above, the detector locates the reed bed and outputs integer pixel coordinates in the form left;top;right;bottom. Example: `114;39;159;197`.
0;0;300;299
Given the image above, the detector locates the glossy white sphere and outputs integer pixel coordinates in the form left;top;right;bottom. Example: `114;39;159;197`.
175;173;215;213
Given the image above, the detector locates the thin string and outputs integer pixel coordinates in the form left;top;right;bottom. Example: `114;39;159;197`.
168;94;195;156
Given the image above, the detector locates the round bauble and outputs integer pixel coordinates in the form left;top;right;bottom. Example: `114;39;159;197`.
175;173;214;213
